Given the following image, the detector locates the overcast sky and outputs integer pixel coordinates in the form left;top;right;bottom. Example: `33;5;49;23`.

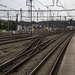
0;0;75;10
0;0;75;21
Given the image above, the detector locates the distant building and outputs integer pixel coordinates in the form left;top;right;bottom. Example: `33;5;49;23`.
17;24;32;33
67;26;75;30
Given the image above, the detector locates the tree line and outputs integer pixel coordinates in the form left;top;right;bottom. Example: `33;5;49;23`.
0;20;17;31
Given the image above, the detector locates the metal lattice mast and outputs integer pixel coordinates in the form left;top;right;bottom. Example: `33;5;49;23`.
26;0;33;33
51;0;64;20
26;0;33;22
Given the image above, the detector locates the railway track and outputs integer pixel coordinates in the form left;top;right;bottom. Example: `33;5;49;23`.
9;32;73;75
0;32;60;58
0;39;32;57
0;33;59;62
0;31;58;56
0;30;63;43
0;31;51;45
0;31;63;56
0;33;31;40
0;32;68;75
0;36;42;61
0;31;73;75
29;32;73;75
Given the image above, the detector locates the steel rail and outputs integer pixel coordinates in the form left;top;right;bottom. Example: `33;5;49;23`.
29;32;72;75
49;35;73;75
0;33;63;74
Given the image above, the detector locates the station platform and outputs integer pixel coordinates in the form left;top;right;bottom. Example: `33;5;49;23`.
57;34;75;75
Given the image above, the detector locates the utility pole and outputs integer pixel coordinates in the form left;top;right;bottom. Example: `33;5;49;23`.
46;7;48;21
20;8;22;28
16;13;18;23
60;15;61;21
52;13;54;21
64;16;66;21
16;13;18;30
47;6;49;29
49;10;52;21
20;8;22;22
30;0;32;34
37;10;38;22
37;8;40;22
57;11;58;20
44;6;49;29
7;11;9;33
10;16;11;31
26;0;33;34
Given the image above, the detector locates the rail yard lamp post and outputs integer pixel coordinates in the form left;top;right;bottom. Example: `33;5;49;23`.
26;0;33;34
30;0;32;35
7;11;9;33
45;6;49;30
47;6;49;30
37;8;40;22
20;8;22;22
16;13;18;30
47;7;49;21
64;16;66;21
37;10;38;22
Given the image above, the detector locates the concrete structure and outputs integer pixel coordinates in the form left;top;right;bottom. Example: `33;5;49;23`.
57;34;75;75
17;24;32;33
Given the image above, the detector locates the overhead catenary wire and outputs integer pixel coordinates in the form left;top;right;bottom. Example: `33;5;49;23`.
0;0;75;21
